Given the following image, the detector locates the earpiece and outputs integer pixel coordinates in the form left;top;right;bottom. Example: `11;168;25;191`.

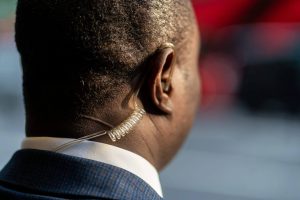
162;81;171;92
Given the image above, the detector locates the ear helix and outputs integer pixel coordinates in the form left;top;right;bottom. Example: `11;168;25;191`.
159;43;176;94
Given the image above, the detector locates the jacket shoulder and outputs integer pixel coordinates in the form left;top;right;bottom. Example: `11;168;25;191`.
0;149;163;200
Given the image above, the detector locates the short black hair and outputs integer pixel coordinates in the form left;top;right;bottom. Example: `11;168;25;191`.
16;0;195;121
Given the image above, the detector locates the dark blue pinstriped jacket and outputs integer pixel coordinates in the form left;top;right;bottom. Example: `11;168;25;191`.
0;149;163;200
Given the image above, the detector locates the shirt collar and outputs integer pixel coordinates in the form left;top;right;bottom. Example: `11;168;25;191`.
21;137;163;197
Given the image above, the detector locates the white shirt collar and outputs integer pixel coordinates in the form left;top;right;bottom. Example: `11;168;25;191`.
21;137;163;197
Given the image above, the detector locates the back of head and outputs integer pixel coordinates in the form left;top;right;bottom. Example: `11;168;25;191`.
16;0;195;126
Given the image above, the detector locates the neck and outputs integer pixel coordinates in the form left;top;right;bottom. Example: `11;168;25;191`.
26;108;162;171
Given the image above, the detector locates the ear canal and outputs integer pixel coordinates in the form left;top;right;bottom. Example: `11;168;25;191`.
162;81;170;92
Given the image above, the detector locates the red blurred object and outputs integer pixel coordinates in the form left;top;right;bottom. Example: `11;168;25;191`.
192;0;300;39
261;0;300;23
192;0;300;110
193;0;254;38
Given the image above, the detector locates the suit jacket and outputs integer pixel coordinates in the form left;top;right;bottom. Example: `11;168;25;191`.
0;149;163;200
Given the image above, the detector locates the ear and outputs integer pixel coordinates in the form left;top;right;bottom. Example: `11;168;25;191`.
148;47;176;114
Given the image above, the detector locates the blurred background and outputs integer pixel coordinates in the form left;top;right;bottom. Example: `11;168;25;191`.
1;0;300;199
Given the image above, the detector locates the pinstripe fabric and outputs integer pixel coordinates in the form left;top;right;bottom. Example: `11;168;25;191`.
0;149;163;200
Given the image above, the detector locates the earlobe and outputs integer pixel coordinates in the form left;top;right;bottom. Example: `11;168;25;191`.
153;79;173;114
157;92;173;114
148;43;176;114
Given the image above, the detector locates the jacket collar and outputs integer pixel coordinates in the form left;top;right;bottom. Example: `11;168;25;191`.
22;137;163;197
0;149;163;200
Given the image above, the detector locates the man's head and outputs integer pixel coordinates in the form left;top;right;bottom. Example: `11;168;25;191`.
16;0;200;170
